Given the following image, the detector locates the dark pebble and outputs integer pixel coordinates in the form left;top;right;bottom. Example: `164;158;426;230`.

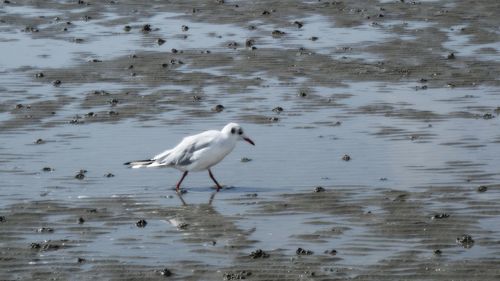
342;154;351;161
77;257;86;263
74;38;84;43
109;98;119;105
272;106;283;113
268;117;279;122
447;52;455;59
324;249;337;255
310;36;318;41
272;30;285;37
432;213;450;219
142;24;152;32
477;185;488;192
35;72;44;78
227;41;238;49
262;10;271;15
23;26;39;32
296;247;314;255
35;138;45;144
298;91;307;97
69;117;83;124
245;39;255;47
52;80;62;86
0;216;5;223
240;157;252;163
293;21;303;28
314;186;325;193
31;243;42;249
42;243;60;251
16;104;24;109
181;25;189;32
249;249;269;259
160;268;172;276
482;113;494;120
36;227;54;233
136;219;147;228
223;271;251;280
157;38;166;45
171;48;178;53
170;58;183;65
212;104;225;112
177;222;189;229
42;167;53;172
123;25;131;32
86;208;97;213
93;90;110;95
104;173;115;178
78;217;85;224
75;170;86;180
434;249;442;255
456;234;474;248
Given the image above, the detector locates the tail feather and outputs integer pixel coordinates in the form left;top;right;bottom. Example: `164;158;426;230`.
124;159;154;168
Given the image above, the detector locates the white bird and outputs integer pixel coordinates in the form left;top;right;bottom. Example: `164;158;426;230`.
125;123;255;192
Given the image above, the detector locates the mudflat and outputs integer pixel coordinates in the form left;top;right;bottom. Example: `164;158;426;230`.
1;0;500;280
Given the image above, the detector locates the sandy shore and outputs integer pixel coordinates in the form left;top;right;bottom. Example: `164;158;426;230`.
1;0;500;280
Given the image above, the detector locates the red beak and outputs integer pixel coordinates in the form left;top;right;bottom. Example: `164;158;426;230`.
243;137;255;146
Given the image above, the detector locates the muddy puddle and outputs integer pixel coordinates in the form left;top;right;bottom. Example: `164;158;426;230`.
1;0;500;280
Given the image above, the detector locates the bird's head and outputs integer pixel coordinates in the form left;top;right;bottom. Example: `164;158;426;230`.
222;123;255;146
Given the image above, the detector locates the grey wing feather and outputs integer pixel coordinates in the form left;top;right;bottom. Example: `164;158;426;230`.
152;148;173;161
158;137;212;167
173;141;211;166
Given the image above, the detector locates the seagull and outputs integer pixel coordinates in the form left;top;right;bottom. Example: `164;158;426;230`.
124;123;255;192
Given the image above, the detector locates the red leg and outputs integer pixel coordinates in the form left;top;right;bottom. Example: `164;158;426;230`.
176;171;189;192
208;169;223;192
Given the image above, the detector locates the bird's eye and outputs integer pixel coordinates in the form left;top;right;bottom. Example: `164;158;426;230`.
231;128;236;134
238;129;243;135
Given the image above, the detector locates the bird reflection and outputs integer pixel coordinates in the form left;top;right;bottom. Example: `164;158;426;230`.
167;192;255;249
176;191;217;206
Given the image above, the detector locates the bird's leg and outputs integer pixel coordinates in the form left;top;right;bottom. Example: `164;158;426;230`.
208;169;223;192
176;171;189;193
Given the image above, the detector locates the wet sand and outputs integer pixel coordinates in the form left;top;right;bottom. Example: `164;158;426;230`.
1;0;500;280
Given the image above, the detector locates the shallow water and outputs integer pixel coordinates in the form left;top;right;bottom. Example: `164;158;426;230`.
1;0;500;280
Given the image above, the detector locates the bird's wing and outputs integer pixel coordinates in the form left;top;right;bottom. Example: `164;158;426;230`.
157;130;219;167
152;148;173;161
